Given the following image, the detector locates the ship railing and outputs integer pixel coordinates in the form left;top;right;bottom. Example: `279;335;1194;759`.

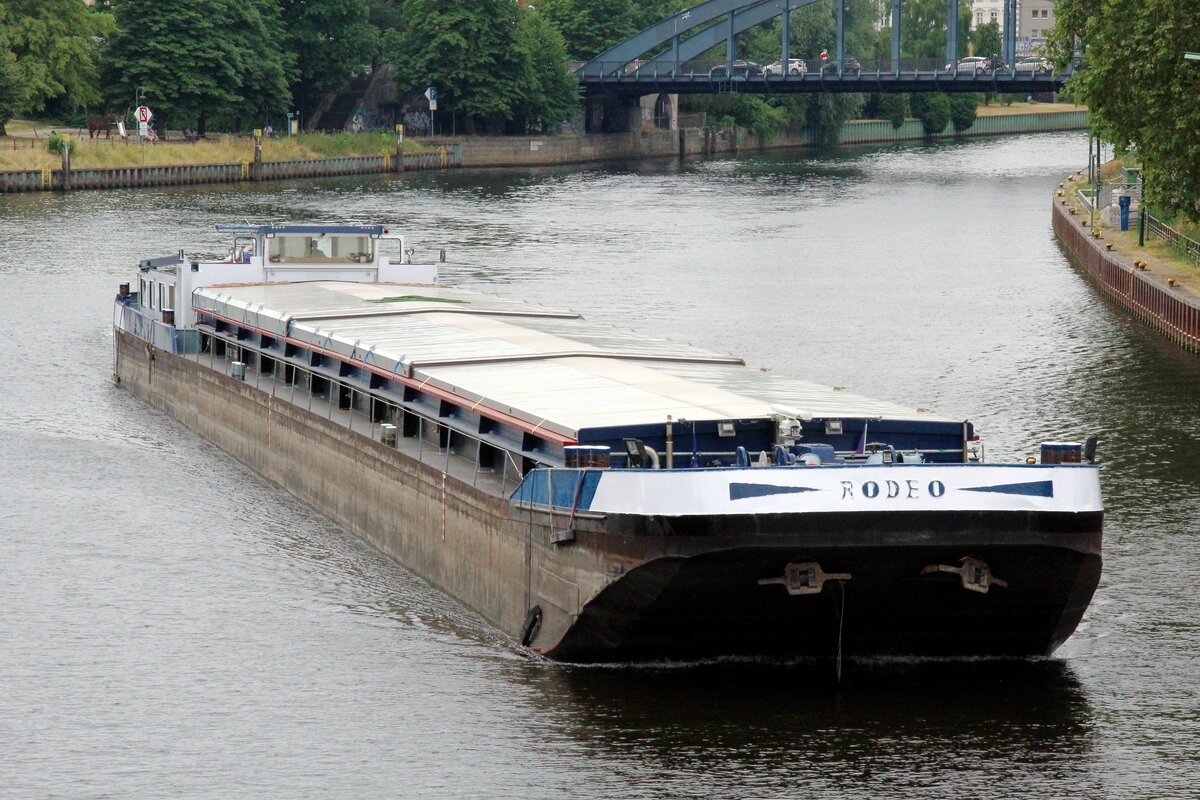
115;302;178;352
196;330;535;492
627;447;972;468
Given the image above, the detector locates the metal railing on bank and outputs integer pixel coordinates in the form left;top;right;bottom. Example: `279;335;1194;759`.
1146;215;1200;266
1080;179;1200;266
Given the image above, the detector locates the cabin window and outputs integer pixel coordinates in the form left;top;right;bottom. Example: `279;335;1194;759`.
168;285;175;312
267;234;372;263
139;279;147;305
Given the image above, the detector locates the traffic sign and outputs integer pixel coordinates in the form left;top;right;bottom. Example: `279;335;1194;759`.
424;87;437;102
136;106;152;123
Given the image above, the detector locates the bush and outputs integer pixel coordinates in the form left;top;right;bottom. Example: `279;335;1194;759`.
45;132;65;154
681;95;789;139
880;94;907;129
949;93;980;132
909;93;951;136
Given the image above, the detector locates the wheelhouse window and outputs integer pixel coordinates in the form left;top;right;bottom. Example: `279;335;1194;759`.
268;234;373;263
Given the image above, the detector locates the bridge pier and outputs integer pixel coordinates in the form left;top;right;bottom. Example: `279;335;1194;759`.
586;95;677;134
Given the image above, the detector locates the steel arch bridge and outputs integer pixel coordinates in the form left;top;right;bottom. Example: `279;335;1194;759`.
576;0;1074;97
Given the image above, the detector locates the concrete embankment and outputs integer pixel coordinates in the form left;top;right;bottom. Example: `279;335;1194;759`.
0;110;1087;192
444;109;1089;168
1052;185;1200;354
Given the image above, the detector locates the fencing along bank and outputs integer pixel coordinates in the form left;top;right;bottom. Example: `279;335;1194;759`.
0;110;1086;192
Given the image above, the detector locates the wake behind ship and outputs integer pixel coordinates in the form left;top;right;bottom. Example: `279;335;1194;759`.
112;224;1102;663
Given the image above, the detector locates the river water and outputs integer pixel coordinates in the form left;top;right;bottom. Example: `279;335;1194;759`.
3;132;1199;799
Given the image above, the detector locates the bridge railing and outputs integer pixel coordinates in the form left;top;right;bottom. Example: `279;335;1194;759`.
577;58;1079;82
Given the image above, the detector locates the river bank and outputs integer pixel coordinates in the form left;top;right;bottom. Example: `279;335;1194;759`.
1053;167;1200;355
0;106;1087;193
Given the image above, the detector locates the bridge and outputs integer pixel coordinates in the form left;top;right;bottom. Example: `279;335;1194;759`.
576;0;1074;99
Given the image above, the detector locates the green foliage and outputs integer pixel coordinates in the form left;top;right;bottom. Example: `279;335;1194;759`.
899;0;972;60
296;131;394;156
0;0;113;130
880;93;907;129
1048;0;1200;221
538;0;639;61
394;0;576;134
682;94;789;139
0;28;20;134
281;0;371;117
909;92;951;135
102;0;294;132
512;9;581;131
971;20;1001;62
948;92;979;131
45;131;65;154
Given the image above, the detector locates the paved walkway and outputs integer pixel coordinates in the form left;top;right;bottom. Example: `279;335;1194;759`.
1062;167;1200;301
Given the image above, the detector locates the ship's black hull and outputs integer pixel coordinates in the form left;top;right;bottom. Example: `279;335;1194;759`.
548;510;1103;663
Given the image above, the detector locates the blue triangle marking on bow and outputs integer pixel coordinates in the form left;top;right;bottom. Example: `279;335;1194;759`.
961;480;1054;498
729;483;818;501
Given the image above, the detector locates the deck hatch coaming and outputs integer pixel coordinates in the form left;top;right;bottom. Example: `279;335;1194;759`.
193;281;958;437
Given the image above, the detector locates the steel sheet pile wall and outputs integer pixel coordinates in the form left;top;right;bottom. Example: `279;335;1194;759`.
0;170;48;191
1053;200;1200;354
0;145;464;193
70;164;244;189
256;155;387;180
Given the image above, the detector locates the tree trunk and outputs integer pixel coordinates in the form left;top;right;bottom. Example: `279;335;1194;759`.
198;115;208;137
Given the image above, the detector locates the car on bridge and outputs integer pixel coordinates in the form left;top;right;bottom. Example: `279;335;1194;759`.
820;57;862;77
709;60;763;78
763;58;807;76
947;56;992;75
1014;57;1053;76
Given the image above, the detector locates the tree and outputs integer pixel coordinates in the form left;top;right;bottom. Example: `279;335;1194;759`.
898;0;972;60
949;92;979;131
909;92;950;135
395;0;530;134
538;0;639;61
102;0;293;134
971;20;1001;62
1048;0;1200;221
0;29;21;134
512;8;582;132
281;0;371;120
880;93;907;129
0;0;114;132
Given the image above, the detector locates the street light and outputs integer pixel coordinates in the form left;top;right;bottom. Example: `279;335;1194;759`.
1184;52;1200;60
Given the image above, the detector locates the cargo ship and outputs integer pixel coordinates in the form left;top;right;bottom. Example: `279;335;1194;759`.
113;224;1103;663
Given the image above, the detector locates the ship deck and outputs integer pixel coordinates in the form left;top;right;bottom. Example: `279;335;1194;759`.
192;281;958;443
